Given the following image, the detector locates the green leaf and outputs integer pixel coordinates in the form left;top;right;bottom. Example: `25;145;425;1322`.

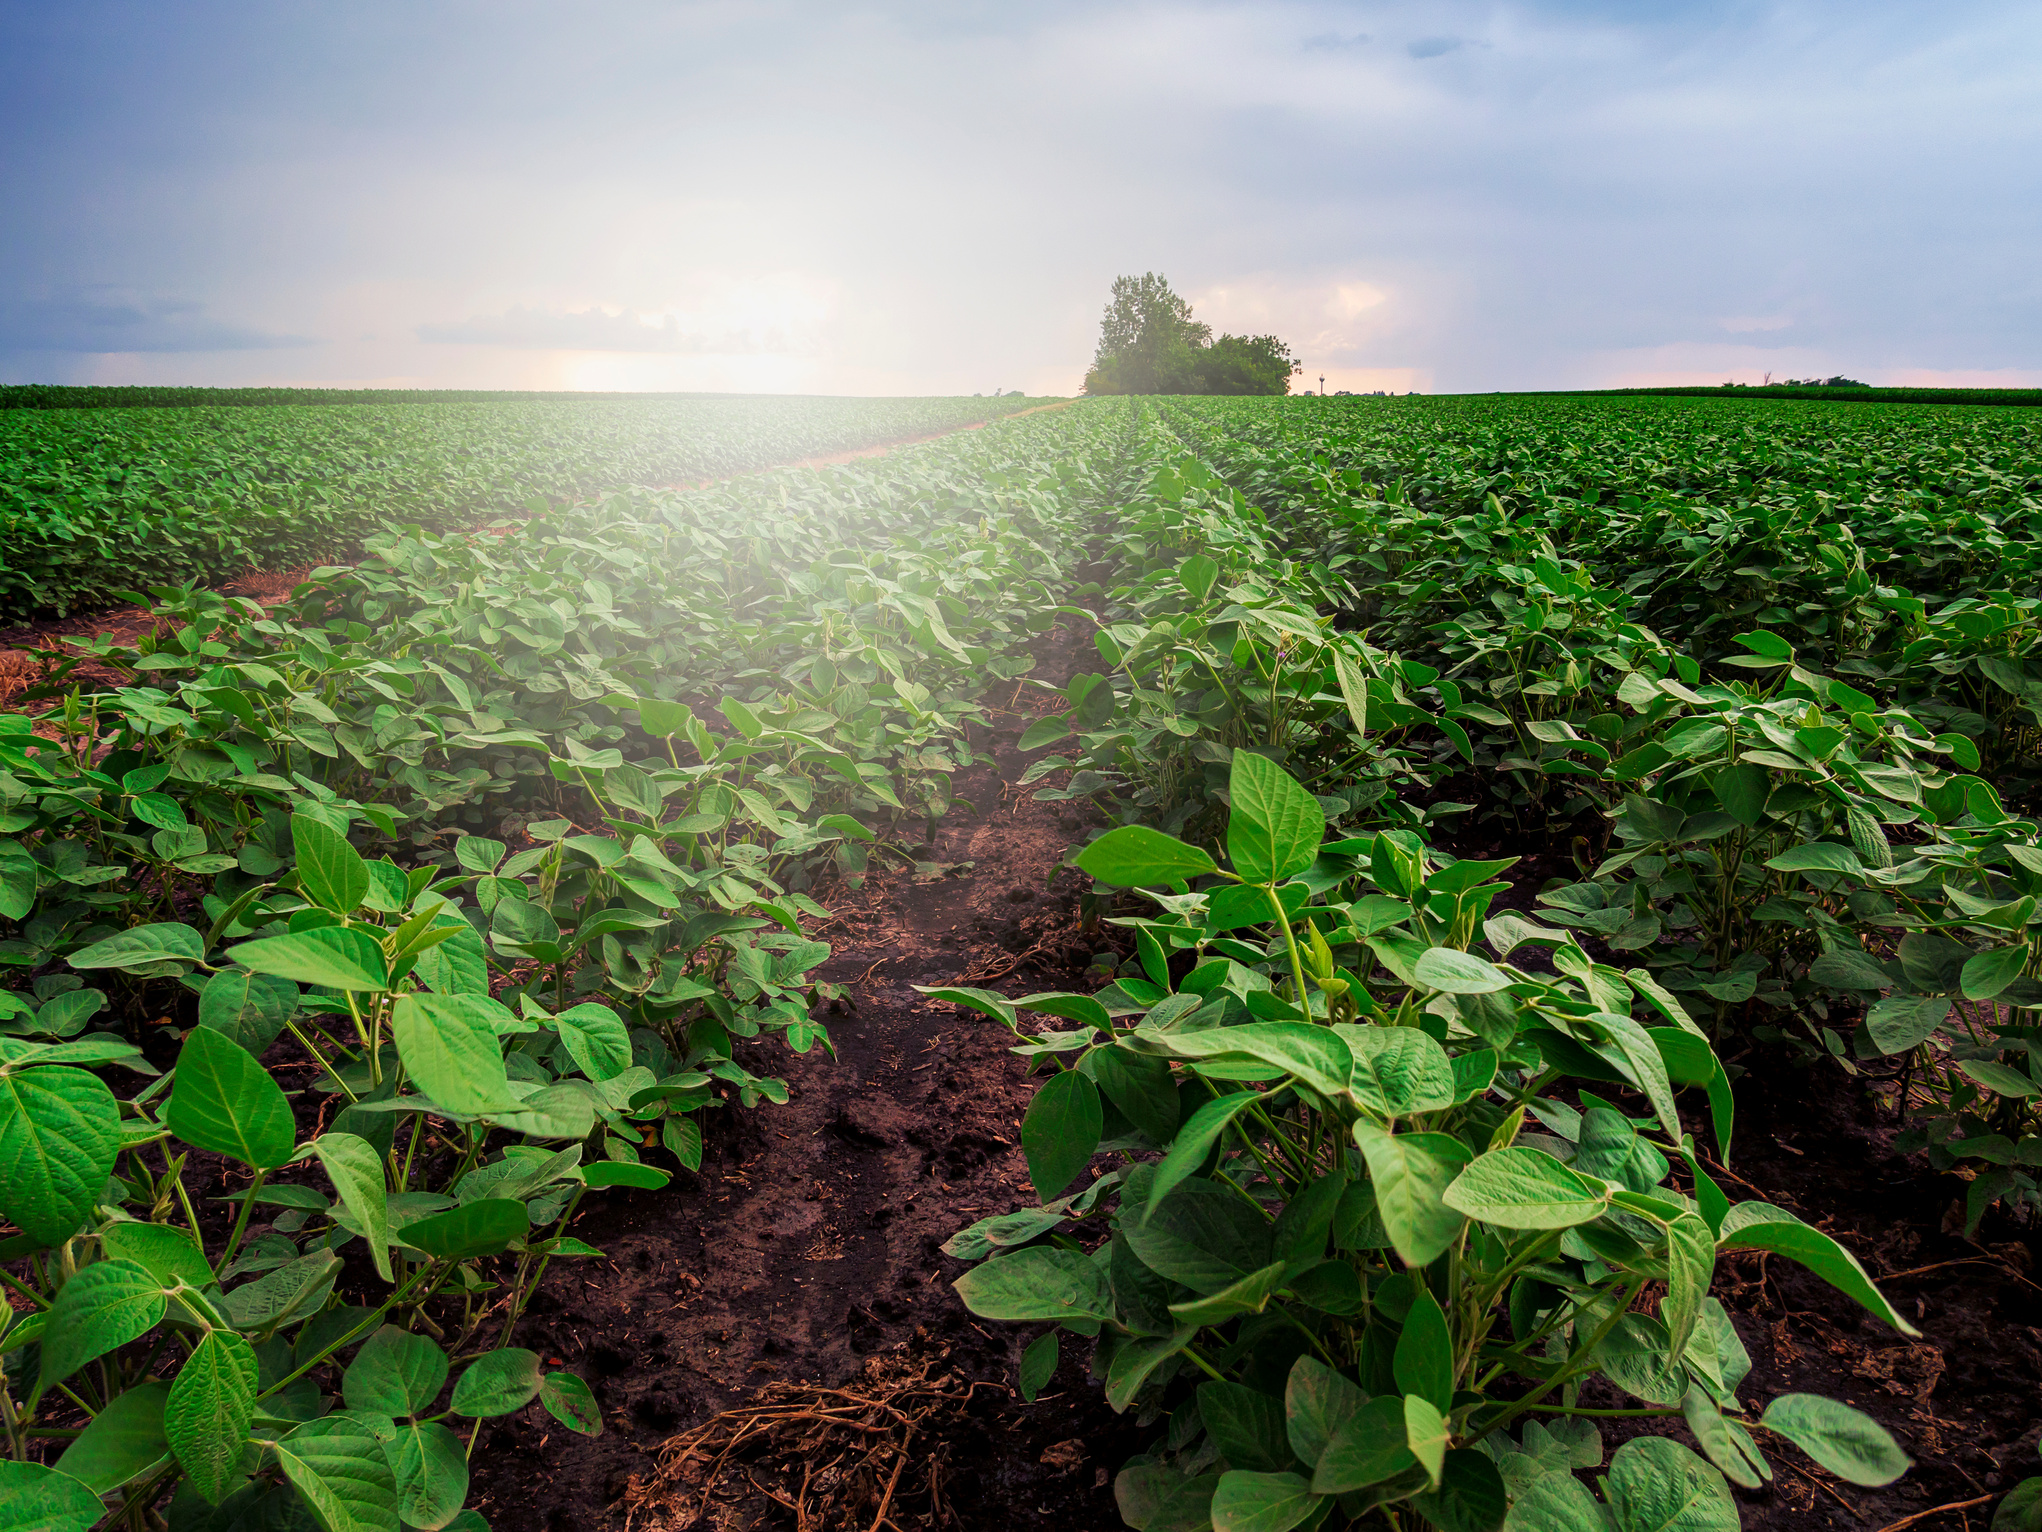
1179;553;1221;602
1443;1147;1609;1229
230;927;388;991
101;1223;213;1289
551;1003;633;1083
291;813;370;915
1089;1047;1180;1143
272;1416;399;1532
385;1419;469;1531
455;837;507;874
540;1371;602;1435
1199;1381;1293;1473
1210;1471;1321;1532
449;1348;545;1418
217;1250;341;1337
1017;715;1070;751
1075;825;1218;888
1404;1394;1448;1486
198;968;299;1057
0;842;35;922
1351;1124;1470;1269
55;1379;169;1493
1394;1290;1453;1411
0;1064;120;1246
1759;1394;1909;1487
1018;1332;1059;1404
953;1247;1116;1324
1312;1395;1417;1493
1961;1059;2042;1098
1865;995;1951;1054
1712;762;1771;827
0;1462;105;1532
1022;1069;1103;1201
1343;1027;1456;1116
168;1026;295;1170
1127;1178;1273;1294
1284;1356;1366;1472
1502;1471;1606;1531
309;1133;393;1282
1412;1449;1509;1532
1136;1023;1351;1102
1168;1261;1288;1327
1963;944;2029;1001
1765;842;1864;876
400;1199;529;1261
1228;753;1325;884
1718;1203;1917;1335
1662;1213;1714;1360
1603;1434;1737;1532
344;1326;449;1417
1148;1092;1265;1214
40;1259;167;1387
390;995;517;1113
67;922;204;972
582;1162;670;1190
1412;947;1510;995
165;1332;257;1503
1680;1385;1768;1489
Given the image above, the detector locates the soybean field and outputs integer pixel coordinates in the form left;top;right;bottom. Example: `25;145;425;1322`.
4;390;2042;1532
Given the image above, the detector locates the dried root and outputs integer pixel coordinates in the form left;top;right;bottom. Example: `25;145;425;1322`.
621;1357;999;1532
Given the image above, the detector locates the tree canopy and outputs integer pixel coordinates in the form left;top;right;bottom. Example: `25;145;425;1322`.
1081;273;1300;396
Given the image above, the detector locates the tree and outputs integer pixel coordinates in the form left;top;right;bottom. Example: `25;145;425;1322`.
1081;274;1299;396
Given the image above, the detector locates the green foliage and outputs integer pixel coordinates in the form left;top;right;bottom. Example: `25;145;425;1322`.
947;758;1912;1529
0;393;1047;618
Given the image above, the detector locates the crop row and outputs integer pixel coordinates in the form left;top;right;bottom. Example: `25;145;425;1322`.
0;394;1046;620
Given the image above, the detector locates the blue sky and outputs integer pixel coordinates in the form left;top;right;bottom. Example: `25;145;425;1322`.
3;0;2037;395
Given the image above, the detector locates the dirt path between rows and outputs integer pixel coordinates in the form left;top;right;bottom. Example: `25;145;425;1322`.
468;622;1145;1532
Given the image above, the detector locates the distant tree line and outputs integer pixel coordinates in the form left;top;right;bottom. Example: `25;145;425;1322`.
1082;273;1300;396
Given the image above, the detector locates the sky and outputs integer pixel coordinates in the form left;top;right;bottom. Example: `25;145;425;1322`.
3;0;2039;396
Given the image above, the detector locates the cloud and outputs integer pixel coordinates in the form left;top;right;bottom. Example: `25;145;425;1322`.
0;294;311;353
416;306;801;355
1303;31;1370;51
1407;36;1466;59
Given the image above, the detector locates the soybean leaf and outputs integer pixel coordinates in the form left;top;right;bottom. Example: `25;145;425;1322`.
400;1200;529;1262
1209;1470;1320;1532
54;1380;170;1493
308;1133;393;1282
1602;1434;1738;1532
168;1026;295;1170
198;968;299;1057
0;1462;105;1532
1228;753;1324;884
40;1259;167;1387
1022;1068;1102;1201
1442;1147;1609;1229
344;1326;449;1417
956;1246;1116;1324
390;995;518;1113
290;813;370;915
271;1417;398;1532
1351;1124;1469;1269
1284;1356;1366;1472
448;1348;545;1418
1147;1091;1265;1214
231;927;387;992
165;1332;257;1504
0;1064;120;1246
1312;1395;1417;1494
1717;1203;1917;1336
1759;1394;1910;1486
1076;825;1218;888
1019;1332;1059;1404
385;1419;469;1531
1393;1290;1453;1411
539;1372;602;1435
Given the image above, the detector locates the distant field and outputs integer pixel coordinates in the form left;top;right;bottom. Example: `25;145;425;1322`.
1532;382;2042;407
0;393;1049;619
